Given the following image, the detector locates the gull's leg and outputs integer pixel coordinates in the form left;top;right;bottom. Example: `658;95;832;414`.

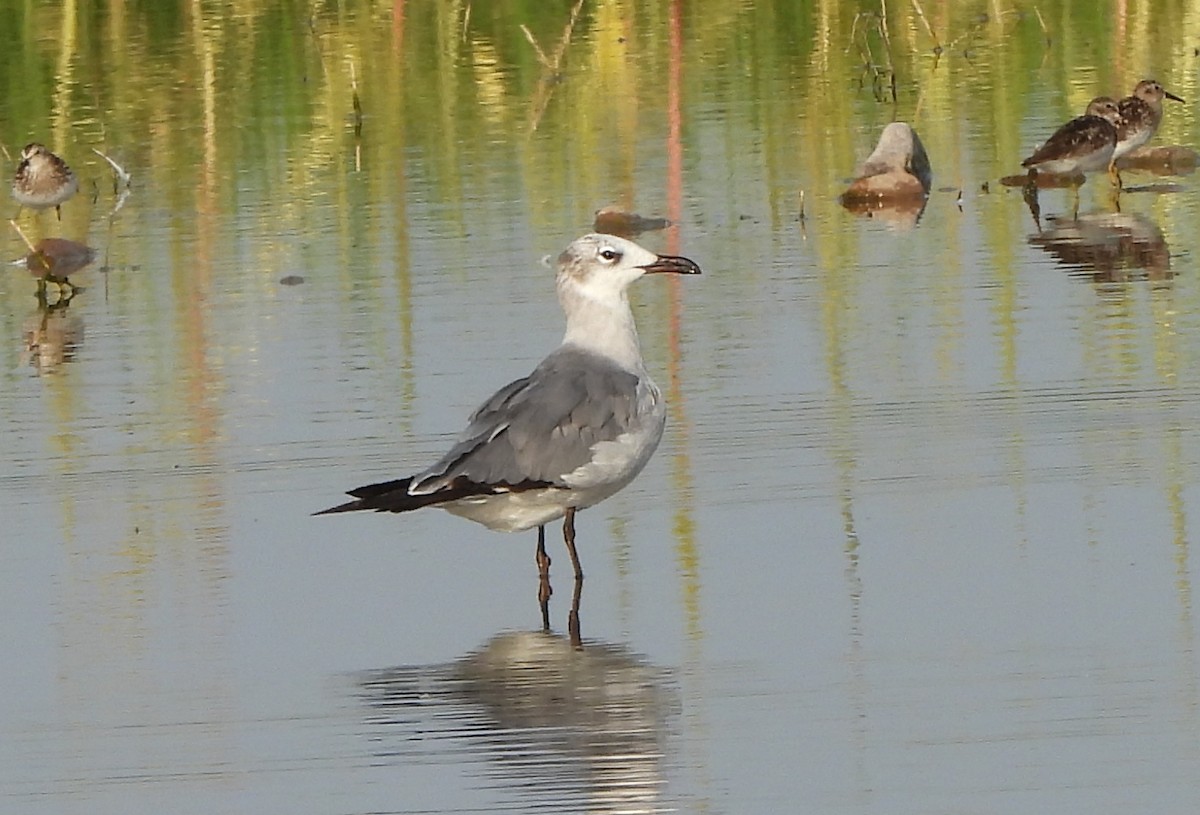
562;508;583;647
569;574;583;650
536;525;551;632
535;524;551;576
562;507;583;581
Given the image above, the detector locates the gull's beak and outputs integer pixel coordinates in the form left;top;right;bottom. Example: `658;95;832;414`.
1166;90;1186;103
640;254;702;275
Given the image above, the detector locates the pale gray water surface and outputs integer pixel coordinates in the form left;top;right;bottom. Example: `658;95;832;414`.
4;3;1200;813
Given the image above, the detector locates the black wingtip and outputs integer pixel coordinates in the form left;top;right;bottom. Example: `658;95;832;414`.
314;476;416;516
312;500;364;516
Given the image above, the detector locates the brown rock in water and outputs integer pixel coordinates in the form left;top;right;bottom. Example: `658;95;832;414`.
840;122;932;206
1115;144;1198;175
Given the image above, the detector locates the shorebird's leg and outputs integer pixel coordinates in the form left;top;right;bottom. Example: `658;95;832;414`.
562;507;583;581
569;573;583;649
1021;170;1041;231
55;205;62;221
55;278;77;298
1107;159;1123;190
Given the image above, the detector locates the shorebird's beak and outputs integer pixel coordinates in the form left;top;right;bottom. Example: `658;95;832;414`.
1166;90;1186;103
640;254;702;275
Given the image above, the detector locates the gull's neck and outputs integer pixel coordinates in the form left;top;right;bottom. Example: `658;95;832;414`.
557;276;645;372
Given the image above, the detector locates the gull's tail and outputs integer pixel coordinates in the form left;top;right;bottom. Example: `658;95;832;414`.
314;476;497;515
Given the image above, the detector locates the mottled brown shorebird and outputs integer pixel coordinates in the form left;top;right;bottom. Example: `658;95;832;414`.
12;143;78;220
1111;79;1184;186
1022;97;1123;178
1114;80;1185;159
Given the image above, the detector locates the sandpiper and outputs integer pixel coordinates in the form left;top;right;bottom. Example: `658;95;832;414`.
12;143;78;220
1114;79;1185;162
1022;96;1123;178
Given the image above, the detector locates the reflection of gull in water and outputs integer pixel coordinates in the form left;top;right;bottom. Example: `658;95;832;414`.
1028;212;1171;286
359;631;677;813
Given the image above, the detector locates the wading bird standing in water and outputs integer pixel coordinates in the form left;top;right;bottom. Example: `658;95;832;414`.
318;233;701;642
12;143;78;220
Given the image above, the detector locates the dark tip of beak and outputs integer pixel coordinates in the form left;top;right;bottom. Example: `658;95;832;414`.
640;254;702;275
1166;90;1186;103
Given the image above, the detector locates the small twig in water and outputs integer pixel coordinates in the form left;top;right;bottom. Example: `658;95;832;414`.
8;219;36;253
1033;5;1051;47
520;24;553;69
349;59;363;136
910;0;943;54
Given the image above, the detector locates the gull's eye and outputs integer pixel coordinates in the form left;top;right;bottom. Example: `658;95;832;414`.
598;247;621;263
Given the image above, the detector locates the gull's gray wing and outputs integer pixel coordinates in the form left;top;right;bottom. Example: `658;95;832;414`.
410;346;644;493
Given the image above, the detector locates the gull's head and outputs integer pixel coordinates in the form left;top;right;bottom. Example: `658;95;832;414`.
556;233;700;301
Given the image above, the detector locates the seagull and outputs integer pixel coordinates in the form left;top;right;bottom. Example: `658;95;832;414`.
12;143;78;220
317;233;701;589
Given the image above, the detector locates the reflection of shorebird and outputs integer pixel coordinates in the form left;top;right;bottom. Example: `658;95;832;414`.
18;237;95;299
1021;97;1122;178
360;631;675;812
1111;79;1184;186
22;294;84;374
1028;212;1171;286
318;234;701;634
12;143;79;220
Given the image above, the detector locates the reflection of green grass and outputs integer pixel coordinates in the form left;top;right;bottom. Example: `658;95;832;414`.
0;1;1192;288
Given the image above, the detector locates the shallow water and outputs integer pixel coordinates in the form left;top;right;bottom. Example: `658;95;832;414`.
4;1;1200;813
